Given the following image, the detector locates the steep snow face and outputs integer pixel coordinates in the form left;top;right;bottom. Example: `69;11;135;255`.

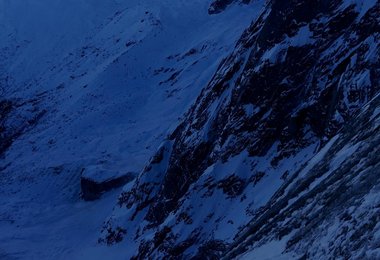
0;0;260;258
105;0;380;258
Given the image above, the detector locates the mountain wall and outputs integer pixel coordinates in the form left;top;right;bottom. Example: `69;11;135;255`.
103;0;380;258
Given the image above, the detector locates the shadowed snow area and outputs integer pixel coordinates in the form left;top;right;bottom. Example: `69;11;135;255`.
0;0;260;258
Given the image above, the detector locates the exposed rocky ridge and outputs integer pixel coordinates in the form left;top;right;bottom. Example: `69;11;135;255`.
103;0;380;258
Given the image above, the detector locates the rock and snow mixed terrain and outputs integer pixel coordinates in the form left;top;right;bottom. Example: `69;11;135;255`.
0;0;379;259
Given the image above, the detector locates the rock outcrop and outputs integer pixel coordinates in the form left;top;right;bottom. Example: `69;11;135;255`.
208;0;251;14
227;91;380;260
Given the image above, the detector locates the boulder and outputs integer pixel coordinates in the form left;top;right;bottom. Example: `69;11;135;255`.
81;166;136;201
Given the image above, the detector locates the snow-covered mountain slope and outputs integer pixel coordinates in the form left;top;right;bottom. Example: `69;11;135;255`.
0;0;261;258
1;0;379;259
103;0;380;258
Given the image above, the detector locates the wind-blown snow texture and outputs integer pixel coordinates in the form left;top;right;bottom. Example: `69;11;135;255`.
0;0;379;259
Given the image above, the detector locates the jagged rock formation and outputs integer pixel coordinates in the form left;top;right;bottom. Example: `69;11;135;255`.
103;0;380;258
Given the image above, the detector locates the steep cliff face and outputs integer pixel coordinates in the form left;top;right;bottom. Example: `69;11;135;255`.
229;92;380;259
104;0;379;258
